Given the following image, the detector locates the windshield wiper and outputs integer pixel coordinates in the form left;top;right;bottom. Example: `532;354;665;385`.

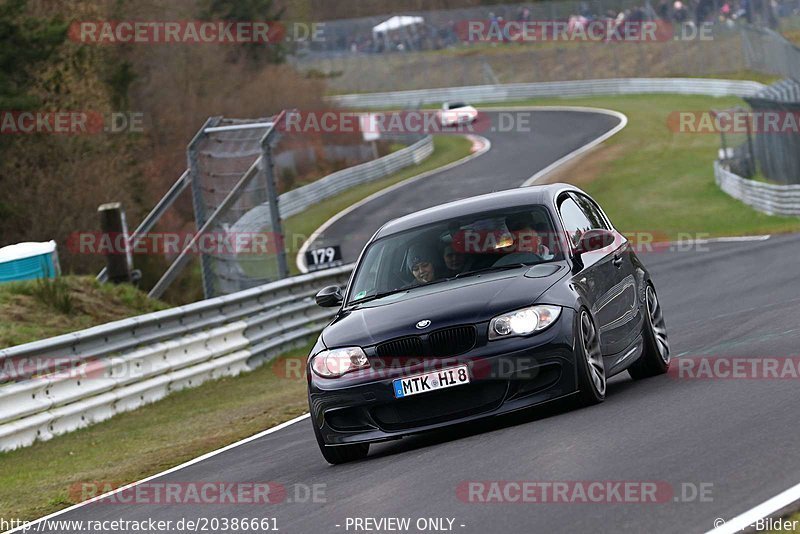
454;263;528;279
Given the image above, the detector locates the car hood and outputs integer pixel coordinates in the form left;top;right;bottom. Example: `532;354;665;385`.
322;263;568;348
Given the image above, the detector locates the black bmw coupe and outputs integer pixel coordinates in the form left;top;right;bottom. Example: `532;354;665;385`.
308;184;670;464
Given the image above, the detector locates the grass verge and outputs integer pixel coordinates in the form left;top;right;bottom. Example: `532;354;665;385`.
0;276;168;349
501;93;800;238
0;347;311;522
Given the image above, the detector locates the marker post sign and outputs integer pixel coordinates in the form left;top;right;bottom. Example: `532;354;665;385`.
305;245;343;272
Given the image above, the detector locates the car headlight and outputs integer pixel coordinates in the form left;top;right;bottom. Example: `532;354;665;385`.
488;305;562;340
310;347;370;378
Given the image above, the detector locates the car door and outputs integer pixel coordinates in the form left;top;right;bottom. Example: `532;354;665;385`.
571;192;640;356
558;194;617;358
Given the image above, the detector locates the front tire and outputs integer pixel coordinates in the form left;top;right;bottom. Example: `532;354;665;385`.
311;415;369;465
575;309;606;405
628;284;670;379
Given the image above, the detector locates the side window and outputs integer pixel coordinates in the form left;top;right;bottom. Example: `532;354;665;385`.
558;196;593;248
572;193;610;230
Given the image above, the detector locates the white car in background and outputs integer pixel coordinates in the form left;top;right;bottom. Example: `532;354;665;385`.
439;101;478;127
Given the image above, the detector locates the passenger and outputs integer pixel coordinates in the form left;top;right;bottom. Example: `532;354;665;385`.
441;244;466;276
406;245;438;284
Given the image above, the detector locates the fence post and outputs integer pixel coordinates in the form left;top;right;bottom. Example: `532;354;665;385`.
745;109;756;178
261;113;290;280
187;117;221;299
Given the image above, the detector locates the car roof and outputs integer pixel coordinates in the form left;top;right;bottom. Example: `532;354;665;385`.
373;183;586;239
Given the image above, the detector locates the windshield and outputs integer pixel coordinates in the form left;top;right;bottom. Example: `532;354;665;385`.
347;205;564;304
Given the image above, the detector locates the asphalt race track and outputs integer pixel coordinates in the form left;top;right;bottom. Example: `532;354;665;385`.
31;110;800;534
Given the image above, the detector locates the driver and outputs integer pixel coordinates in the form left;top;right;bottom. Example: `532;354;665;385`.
506;213;554;259
406;244;438;284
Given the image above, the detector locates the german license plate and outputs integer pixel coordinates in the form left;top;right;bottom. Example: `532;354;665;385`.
393;365;470;399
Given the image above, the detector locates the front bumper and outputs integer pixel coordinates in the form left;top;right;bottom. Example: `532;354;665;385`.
308;308;578;445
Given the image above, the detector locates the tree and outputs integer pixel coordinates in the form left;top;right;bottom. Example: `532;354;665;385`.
204;0;286;65
0;0;67;109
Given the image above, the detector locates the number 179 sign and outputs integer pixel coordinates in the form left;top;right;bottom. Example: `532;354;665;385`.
304;245;343;272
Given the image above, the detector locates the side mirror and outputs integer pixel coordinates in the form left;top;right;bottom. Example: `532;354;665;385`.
575;229;616;255
315;285;343;308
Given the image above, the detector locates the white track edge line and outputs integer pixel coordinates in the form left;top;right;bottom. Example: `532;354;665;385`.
2;413;311;534
519;106;629;187
695;235;772;243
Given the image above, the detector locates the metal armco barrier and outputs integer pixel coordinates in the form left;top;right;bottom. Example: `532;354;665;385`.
277;135;433;218
0;265;353;451
715;160;800;216
329;78;766;108
2;77;771;452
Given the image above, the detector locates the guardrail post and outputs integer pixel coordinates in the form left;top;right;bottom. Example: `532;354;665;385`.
98;202;135;284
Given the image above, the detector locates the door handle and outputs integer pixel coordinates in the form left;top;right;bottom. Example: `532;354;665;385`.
612;255;624;268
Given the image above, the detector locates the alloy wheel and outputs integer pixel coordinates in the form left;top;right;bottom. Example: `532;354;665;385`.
580;311;606;396
646;286;670;364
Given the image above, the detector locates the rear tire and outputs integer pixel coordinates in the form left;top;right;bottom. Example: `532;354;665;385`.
628;284;670;379
575;309;606;406
311;415;369;465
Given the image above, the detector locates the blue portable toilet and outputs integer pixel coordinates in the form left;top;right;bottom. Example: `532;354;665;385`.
0;241;61;284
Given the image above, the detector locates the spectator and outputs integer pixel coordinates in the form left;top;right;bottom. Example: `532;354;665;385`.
658;0;671;19
673;1;690;22
696;0;715;24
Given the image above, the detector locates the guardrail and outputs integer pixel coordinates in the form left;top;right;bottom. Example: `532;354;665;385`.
1;77;771;452
0;265;353;451
329;78;766;108
714;160;800;216
277;135;433;218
